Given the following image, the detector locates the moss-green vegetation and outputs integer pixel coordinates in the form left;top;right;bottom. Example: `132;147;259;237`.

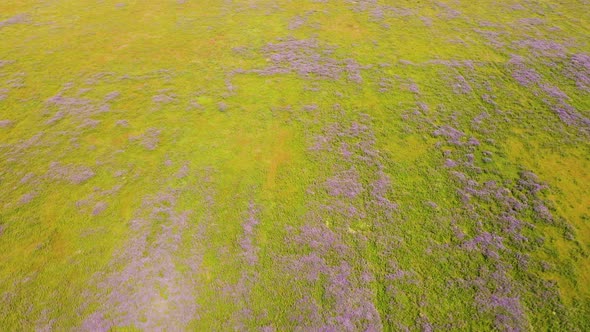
1;0;589;330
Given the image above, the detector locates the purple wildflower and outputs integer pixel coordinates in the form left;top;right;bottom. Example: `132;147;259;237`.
325;168;363;198
152;92;176;104
0;119;13;128
0;14;29;28
47;162;95;184
566;53;590;92
452;75;472;94
115;119;129;127
104;91;120;102
240;201;260;265
19;192;37;205
92;202;108;216
521;39;567;58
433;125;464;144
248;38;365;83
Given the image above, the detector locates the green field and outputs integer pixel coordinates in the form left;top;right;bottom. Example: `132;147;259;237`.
1;0;589;330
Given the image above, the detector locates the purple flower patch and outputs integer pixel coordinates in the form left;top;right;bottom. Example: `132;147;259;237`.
133;128;161;150
19;192;37;205
521;39;567;58
325;168;363;198
92;202;108;216
452;75;472;94
46;162;95;184
240;201;260;265
104;91;120;102
566;53;590;92
0;14;30;28
508;54;543;87
243;38;365;83
433;125;464;144
81;188;198;330
152;91;177;104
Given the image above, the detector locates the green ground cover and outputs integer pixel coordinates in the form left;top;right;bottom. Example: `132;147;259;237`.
1;0;589;330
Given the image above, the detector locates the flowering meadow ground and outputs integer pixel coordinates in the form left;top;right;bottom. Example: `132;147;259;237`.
1;0;589;330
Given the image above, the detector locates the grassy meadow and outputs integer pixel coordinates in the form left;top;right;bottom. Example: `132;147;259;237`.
1;0;589;330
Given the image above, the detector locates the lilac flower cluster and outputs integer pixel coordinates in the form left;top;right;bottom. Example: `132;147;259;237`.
517;18;545;26
175;163;189;179
509;55;541;87
1;132;43;164
152;91;177;104
287;13;309;30
92;201;108;216
541;85;590;132
473;28;505;48
433;125;465;145
435;1;461;19
520;39;567;58
74;185;121;215
240;201;260;265
0;88;8;101
244;38;365;83
0;14;29;28
472;266;527;331
104;91;120;102
348;1;414;21
0;59;15;68
46;161;95;184
508;55;590;132
286;226;381;330
129;128;161;150
81;188;198;331
44;90;111;128
325;167;363;198
0;119;13;128
5;72;26;88
452;75;473;94
436;125;569;330
218;101;228;112
19;191;37;205
115;119;129;127
281;109;405;330
370;171;398;213
565;53;590;92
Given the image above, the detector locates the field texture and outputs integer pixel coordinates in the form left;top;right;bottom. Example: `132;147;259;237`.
1;0;589;330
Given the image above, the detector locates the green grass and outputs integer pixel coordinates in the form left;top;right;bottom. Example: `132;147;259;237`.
1;0;589;330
